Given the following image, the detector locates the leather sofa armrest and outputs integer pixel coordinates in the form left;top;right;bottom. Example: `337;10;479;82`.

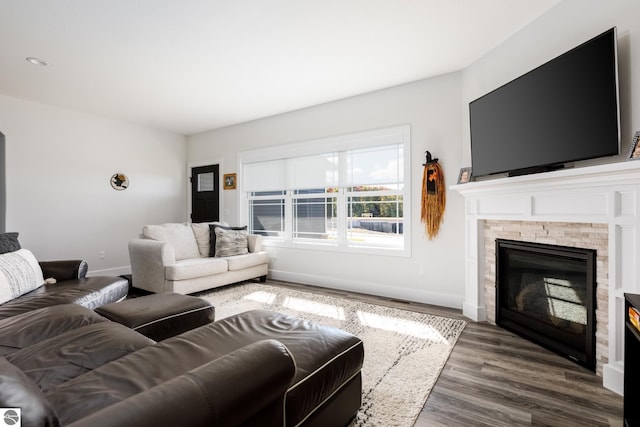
248;234;263;253
67;339;295;427
39;260;88;280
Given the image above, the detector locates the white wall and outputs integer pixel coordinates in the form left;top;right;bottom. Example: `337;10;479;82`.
3;0;631;308
187;0;640;309
188;73;466;308
462;0;640;166
0;94;187;275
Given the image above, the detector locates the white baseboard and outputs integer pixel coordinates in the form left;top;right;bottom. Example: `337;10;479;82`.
269;269;463;310
463;301;487;322
603;361;624;396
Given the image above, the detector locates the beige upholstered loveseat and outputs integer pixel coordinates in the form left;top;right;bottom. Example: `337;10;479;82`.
128;222;268;294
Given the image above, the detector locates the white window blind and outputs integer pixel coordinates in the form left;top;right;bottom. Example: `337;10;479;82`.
346;145;403;187
243;159;285;192
240;125;410;255
287;152;338;190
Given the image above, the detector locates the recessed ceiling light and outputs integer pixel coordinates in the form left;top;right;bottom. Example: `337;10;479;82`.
25;57;48;67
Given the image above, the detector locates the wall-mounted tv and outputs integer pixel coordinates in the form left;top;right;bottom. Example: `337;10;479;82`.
469;27;620;178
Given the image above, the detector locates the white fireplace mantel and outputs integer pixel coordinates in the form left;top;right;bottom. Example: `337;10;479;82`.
452;161;640;395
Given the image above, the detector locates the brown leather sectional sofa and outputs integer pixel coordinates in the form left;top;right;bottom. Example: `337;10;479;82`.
0;257;364;427
0;259;129;321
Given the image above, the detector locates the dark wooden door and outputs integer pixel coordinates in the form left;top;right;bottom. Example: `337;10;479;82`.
191;164;220;222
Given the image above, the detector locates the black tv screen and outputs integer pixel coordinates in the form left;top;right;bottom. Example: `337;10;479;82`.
469;28;619;178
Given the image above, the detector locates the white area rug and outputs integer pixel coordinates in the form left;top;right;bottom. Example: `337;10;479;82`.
200;283;467;427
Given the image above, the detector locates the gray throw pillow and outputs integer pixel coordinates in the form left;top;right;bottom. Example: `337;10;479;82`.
209;225;247;257
214;226;249;257
0;233;20;254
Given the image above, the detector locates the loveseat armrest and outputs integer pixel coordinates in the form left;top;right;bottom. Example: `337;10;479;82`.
128;239;176;294
248;234;263;253
67;339;296;427
39;260;88;281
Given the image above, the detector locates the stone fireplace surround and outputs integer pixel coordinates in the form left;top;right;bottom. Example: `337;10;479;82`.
484;220;607;374
453;161;640;396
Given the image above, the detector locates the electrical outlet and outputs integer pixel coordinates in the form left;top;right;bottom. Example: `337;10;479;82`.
99;251;105;260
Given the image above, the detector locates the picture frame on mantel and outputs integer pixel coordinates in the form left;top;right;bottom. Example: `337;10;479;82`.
457;167;472;184
627;131;640;160
223;173;237;190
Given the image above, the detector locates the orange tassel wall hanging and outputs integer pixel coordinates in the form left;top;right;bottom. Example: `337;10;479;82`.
421;151;446;240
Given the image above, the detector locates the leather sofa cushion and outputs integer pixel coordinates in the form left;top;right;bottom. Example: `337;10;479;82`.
225;251;268;271
47;310;363;427
165;257;228;281
63;340;295;427
0;276;129;321
0;304;108;356
0;357;59;427
7;322;154;392
95;292;215;341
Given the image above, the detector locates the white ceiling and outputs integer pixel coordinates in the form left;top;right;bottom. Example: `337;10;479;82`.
0;0;561;135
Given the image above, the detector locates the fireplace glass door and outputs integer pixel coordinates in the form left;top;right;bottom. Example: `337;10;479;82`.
496;239;596;371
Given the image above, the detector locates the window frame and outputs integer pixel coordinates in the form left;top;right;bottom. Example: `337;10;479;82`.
239;125;411;257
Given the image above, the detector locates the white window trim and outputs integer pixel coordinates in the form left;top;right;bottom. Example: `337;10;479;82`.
238;125;411;258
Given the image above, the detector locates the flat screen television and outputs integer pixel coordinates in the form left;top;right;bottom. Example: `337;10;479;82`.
469;27;620;178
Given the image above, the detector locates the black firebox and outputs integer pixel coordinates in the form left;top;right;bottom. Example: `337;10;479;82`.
495;239;596;371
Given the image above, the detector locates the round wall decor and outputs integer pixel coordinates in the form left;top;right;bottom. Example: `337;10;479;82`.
110;173;129;190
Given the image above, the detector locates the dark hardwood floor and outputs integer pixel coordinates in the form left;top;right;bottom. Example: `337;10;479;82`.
268;280;624;427
416;321;623;427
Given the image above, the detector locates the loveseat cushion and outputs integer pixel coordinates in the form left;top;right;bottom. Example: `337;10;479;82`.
7;322;154;392
0;357;59;427
191;222;227;257
225;252;269;271
142;223;200;261
0;304;108;356
0;249;45;304
165;257;228;281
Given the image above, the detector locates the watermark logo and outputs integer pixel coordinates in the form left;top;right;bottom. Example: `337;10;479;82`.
0;408;20;427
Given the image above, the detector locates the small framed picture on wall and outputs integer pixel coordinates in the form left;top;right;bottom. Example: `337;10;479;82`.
223;173;237;190
627;131;640;160
457;167;472;184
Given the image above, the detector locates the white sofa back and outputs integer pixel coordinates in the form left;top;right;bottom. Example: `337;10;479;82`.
141;222;230;260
